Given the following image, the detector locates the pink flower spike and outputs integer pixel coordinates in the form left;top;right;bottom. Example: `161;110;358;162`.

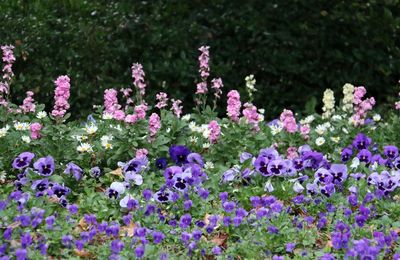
227;90;241;122
51;75;71;118
208;120;221;144
149;113;161;139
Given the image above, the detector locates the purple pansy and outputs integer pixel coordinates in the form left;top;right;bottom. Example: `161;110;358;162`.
33;156;55;176
169;145;191;165
64;162;83;181
12;152;35;169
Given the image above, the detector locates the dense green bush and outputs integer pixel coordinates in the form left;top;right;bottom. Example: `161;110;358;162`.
1;0;400;118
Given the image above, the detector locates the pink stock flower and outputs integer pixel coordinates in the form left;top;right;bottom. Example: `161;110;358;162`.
287;147;299;159
211;78;223;99
149;113;161;139
198;46;210;79
242;102;260;131
1;45;15;81
279;109;297;133
300;124;310;140
113;110;125;121
0;45;15;106
171;99;183;118
51;75;71;118
131;63;146;96
227;90;241;122
30;122;42;140
134;103;148;120
104;89;121;114
125;114;138;124
352;86;375;125
20;91;36;113
136;148;148;159
208;120;221;144
155;92;168;109
196;82;208;95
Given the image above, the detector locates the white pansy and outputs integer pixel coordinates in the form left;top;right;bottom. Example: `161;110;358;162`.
77;143;93;153
315;137;325;146
101;135;114;150
21;136;31;143
36;111;47;119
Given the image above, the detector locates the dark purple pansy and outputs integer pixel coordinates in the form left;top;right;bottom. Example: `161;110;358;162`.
64;162;83;181
341;146;353;162
357;149;372;164
169;145;190;165
254;156;270;176
155;157;168;169
352;133;371;150
31;179;49;193
33;156;55;176
292;158;304;171
12;152;35;169
51;183;71;198
302;151;324;169
384;145;398;159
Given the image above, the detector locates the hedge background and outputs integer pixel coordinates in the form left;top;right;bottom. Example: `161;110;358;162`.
1;0;400;119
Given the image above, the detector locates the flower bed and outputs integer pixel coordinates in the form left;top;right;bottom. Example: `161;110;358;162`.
0;45;400;259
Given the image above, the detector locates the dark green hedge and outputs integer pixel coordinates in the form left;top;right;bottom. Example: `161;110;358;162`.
1;0;400;118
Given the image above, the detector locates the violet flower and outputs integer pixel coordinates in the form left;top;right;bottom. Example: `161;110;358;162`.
12;152;35;169
33;156;55;176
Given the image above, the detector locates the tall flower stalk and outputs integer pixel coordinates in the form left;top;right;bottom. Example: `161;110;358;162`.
51;75;71;122
0;45;15;107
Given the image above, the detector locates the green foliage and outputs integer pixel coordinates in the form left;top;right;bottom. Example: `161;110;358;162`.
1;1;399;118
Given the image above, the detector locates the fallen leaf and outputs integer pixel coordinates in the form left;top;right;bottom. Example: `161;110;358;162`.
74;249;92;258
120;222;136;237
109;168;123;178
